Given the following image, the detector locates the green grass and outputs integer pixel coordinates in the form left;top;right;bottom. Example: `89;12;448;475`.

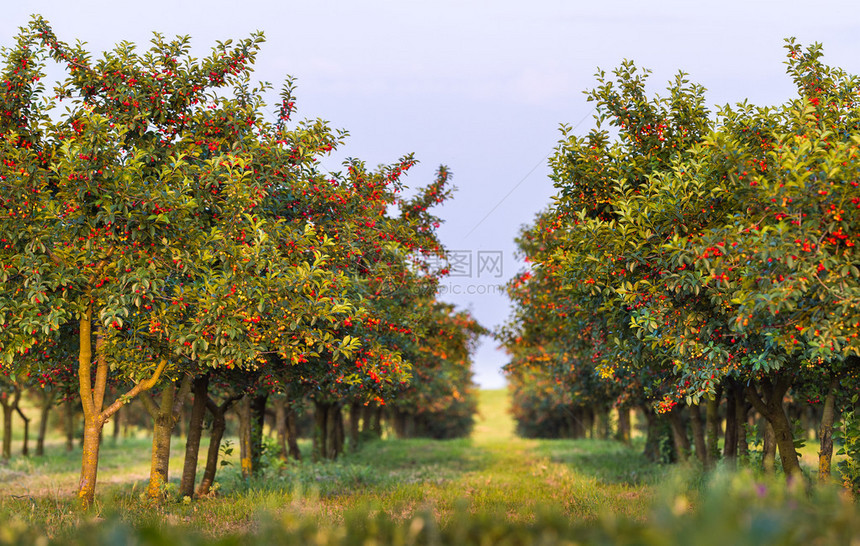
0;389;857;545
0;389;664;532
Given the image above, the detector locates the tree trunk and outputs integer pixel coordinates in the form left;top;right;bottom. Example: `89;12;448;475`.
327;405;337;456
15;406;29;457
36;392;54;457
238;397;251;475
404;413;415;439
817;376;838;482
584;406;595;439
197;395;239;497
249;393;268;473
274;396;289;461
313;400;328;461
362;404;382;438
391;409;406;438
616;406;631;444
335;404;345;456
142;376;189;499
667;406;690;462
642;405;665;462
238;393;268;477
689;402;707;465
1;401;13;460
179;374;209;499
1;385;22;460
76;304;169;507
593;408;607;439
736;391;749;464
705;386;723;469
746;375;801;478
284;405;301;460
77;418;104;505
723;381;739;465
762;419;776;473
146;395;174;498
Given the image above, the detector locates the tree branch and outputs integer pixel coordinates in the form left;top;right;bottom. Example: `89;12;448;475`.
100;358;168;421
140;391;158;419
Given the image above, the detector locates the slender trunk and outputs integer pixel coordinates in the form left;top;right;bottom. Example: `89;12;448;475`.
326;403;338;458
642;405;662;462
238;397;251;475
36;393;54;457
574;407;586;438
313;400;328;461
179;374;208;499
286;407;301;460
593;408;605;439
1;402;12;460
176;405;188;439
762;419;777;473
360;405;371;435
248;393;268;474
405;413;415;439
334;404;344;456
274;396;289;461
584;406;595;439
197;395;239;497
77;419;104;505
364;404;382;438
723;381;739;465
771;411;801;478
705;387;723;469
392;410;405;438
313;400;345;460
689;403;707;464
667;406;690;462
77;301;100;507
147;401;174;498
198;406;226;497
238;393;268;477
616;406;631;444
817;376;838;482
142;379;186;499
15;406;29;457
736;391;749;464
746;375;801;478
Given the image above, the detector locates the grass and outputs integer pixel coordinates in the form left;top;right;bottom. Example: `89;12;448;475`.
0;389;857;544
0;390;666;532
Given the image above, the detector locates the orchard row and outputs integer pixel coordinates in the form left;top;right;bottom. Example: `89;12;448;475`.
499;40;859;491
0;17;481;506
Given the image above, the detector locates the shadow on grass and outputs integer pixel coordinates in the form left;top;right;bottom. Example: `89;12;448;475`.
210;436;495;501
534;438;667;486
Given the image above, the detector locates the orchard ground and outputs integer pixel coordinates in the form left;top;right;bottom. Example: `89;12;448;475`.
0;389;857;545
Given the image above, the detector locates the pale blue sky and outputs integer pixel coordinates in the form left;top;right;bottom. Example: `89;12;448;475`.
4;1;860;387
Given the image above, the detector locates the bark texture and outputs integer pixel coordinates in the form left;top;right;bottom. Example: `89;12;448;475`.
745;374;801;478
817;376;838;482
179;374;209;498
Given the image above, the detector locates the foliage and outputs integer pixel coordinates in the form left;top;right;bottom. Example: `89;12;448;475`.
0;15;479;500
499;39;860;478
835;394;860;494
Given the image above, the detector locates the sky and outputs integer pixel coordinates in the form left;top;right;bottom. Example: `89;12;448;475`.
3;1;860;388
